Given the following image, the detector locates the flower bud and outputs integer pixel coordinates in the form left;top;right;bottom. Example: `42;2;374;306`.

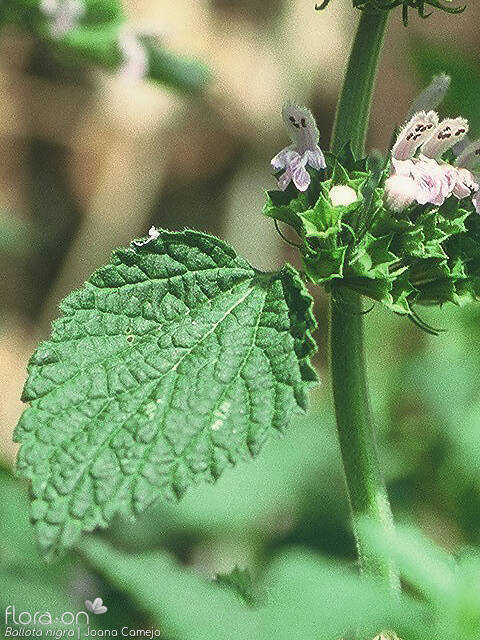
329;185;357;207
384;175;417;212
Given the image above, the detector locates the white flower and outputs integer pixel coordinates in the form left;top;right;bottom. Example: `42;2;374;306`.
40;0;84;38
391;111;438;161
329;185;358;207
455;138;480;172
388;112;474;210
406;73;451;120
384;174;418;212
118;29;149;80
271;102;326;192
421;117;469;159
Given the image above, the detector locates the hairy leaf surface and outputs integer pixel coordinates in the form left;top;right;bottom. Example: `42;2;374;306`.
15;229;317;556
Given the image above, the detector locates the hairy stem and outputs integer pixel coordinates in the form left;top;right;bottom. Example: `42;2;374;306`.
331;10;388;157
329;9;400;589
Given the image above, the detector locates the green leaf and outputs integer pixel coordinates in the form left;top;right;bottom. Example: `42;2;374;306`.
81;537;421;640
146;45;211;93
108;406;340;548
14;229;317;557
303;246;348;283
261;548;424;640
348;234;398;280
0;467;87;633
215;567;264;607
359;519;456;604
80;537;259;640
262;189;311;237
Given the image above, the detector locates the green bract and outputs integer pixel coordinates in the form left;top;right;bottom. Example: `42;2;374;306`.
315;0;465;26
264;145;480;322
14;230;317;557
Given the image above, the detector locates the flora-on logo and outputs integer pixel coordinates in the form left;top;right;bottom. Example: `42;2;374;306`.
84;599;107;615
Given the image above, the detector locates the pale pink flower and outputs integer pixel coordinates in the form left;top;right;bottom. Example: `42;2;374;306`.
391;111;438;161
389;110;480;213
411;157;451;206
452;167;479;199
387;155;452;210
384;174;418;212
271;102;326;192
421;117;469;159
118;29;149;80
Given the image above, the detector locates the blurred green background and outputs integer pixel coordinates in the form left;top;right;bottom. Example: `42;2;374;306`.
1;1;480;638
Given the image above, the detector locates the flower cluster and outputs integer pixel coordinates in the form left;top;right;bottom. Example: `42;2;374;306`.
385;111;480;214
265;97;480;322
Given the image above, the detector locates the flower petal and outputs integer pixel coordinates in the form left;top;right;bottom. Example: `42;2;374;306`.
277;169;293;191
455;138;480;172
305;146;326;170
406;74;451;120
392;111;439;161
271;146;296;170
292;164;311;191
421;117;469;159
281;102;320;153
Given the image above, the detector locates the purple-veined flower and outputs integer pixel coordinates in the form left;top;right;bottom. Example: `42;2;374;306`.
391;110;438;161
420;117;469;159
387;111;479;212
40;0;84;38
410;156;451;206
271;102;326;192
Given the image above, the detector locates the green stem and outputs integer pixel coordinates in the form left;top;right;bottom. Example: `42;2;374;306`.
331;9;388;158
329;9;400;590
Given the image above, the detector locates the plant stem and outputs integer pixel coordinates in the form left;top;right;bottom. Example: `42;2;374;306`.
329;9;400;590
331;9;388;158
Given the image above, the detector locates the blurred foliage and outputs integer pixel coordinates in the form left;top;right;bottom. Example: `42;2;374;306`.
0;0;210;92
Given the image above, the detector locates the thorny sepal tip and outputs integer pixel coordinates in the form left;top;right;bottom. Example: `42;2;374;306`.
265;98;480;322
315;0;466;27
